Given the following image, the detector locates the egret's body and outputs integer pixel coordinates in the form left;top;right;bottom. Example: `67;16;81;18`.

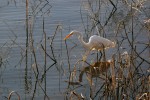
86;35;115;50
64;30;115;60
64;30;115;51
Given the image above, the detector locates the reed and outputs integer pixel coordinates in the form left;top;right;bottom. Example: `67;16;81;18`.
8;91;20;100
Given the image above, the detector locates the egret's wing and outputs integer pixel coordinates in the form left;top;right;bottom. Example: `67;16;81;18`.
88;35;103;50
88;35;114;50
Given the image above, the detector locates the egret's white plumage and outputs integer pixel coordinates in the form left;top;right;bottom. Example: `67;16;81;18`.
87;35;115;50
64;30;115;51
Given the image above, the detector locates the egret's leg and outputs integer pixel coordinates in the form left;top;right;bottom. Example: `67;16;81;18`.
98;51;102;61
97;51;98;62
102;49;106;61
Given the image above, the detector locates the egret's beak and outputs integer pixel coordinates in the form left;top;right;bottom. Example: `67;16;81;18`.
64;33;73;40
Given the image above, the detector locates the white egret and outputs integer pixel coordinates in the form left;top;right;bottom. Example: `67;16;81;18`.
64;30;115;60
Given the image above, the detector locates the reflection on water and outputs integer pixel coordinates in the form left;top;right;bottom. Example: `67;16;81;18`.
0;0;149;100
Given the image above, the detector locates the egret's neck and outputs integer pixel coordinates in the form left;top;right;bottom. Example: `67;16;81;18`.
77;34;89;49
72;31;89;49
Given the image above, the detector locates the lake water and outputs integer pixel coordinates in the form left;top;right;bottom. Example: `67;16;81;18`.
0;0;149;100
0;0;84;99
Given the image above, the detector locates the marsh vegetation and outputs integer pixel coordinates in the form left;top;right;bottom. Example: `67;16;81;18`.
0;0;149;100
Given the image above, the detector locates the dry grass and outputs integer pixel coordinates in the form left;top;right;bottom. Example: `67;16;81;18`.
64;0;150;100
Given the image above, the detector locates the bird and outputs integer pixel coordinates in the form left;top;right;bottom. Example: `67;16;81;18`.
64;30;115;60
